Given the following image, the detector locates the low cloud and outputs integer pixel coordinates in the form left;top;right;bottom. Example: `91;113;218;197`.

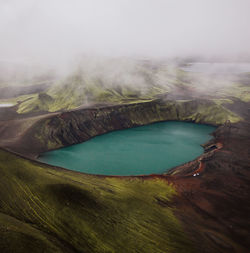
0;0;250;100
1;0;250;66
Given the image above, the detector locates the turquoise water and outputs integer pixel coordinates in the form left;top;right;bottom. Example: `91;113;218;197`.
39;121;215;176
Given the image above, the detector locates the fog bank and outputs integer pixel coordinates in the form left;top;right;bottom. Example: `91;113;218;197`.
1;0;250;68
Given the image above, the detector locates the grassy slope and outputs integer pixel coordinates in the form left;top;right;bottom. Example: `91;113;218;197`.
17;82;167;114
0;149;194;253
175;100;241;124
16;93;53;113
15;75;250;115
14;64;175;114
0;63;247;115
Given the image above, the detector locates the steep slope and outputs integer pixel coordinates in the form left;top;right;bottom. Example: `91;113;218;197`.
0;148;193;253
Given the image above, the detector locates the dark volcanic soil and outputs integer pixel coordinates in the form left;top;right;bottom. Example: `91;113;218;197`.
168;121;250;252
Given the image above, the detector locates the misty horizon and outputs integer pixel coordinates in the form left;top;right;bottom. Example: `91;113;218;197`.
1;0;250;68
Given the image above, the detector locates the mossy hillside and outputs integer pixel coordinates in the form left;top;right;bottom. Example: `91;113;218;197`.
15;76;250;114
171;70;250;103
0;213;65;253
2;64;249;114
0;94;37;107
174;100;241;125
14;66;175;114
222;83;250;102
16;81;151;114
0;149;194;253
17;93;54;114
211;98;234;106
124;100;241;125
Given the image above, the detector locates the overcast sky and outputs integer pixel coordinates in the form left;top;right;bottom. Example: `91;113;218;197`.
0;0;250;65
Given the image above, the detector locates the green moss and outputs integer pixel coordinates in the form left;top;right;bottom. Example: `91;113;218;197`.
0;149;194;253
0;95;27;104
0;213;63;253
175;100;241;124
17;93;54;114
229;85;250;102
3;63;249;115
212;98;234;106
214;82;250;102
